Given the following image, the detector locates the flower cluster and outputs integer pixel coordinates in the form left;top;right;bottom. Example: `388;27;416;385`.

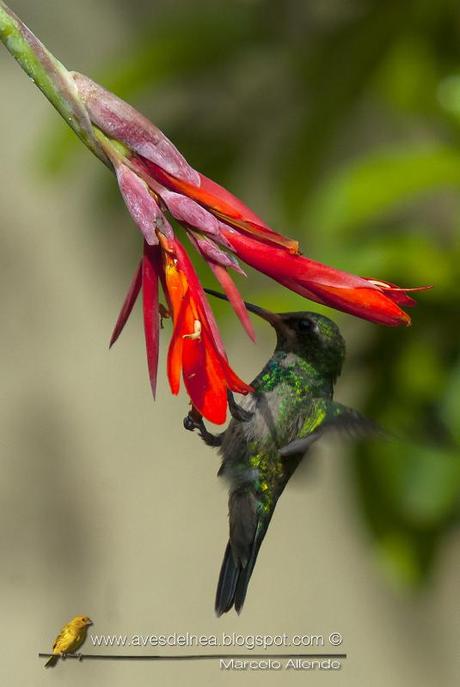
72;72;427;424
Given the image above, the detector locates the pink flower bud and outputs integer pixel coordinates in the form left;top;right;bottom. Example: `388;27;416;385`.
187;233;243;273
72;72;200;186
116;164;173;245
160;189;221;236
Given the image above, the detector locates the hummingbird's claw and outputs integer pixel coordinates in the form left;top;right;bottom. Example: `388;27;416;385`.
183;412;223;447
227;391;253;423
183;414;197;432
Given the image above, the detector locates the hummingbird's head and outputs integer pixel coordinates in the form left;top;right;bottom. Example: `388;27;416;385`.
204;289;346;378
269;311;346;378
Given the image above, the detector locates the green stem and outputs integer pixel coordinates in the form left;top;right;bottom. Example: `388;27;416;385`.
0;0;109;165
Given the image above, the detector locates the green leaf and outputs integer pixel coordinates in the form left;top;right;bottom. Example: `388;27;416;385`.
306;146;460;236
441;358;460;442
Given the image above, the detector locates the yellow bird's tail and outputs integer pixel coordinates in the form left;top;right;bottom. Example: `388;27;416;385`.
44;655;59;668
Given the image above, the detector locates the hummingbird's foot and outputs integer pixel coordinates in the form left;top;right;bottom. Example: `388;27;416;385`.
183;412;223;447
227;390;253;423
75;652;84;662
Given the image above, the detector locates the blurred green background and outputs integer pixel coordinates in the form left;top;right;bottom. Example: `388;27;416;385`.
0;1;459;685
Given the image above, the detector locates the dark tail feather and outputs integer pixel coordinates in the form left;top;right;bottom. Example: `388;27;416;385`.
215;542;239;616
215;522;269;616
234;525;267;613
44;655;59;668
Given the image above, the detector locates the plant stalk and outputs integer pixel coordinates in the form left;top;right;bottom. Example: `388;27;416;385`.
0;0;109;165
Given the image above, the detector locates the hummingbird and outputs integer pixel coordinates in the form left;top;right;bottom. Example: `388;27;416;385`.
185;290;377;616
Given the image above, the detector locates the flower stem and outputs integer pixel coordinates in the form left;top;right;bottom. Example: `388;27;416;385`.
0;0;108;165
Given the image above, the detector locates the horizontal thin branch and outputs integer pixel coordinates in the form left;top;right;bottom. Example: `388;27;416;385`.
38;652;347;662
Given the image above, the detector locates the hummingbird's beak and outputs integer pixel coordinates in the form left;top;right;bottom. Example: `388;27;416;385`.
204;288;284;329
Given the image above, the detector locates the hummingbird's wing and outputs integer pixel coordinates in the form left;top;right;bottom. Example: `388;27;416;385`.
279;399;380;457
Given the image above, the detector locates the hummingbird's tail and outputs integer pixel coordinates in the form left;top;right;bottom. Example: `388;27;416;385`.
215;520;269;616
215;542;240;615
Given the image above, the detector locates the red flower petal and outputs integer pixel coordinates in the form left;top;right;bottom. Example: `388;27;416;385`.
142;243;161;396
162;241;252;420
209;263;256;342
136;157;299;252
172;238;227;358
221;229;419;327
223;365;254;396
182;331;228;425
306;283;411;326
110;260;143;347
196;173;272;230
166;291;189;395
365;279;431;306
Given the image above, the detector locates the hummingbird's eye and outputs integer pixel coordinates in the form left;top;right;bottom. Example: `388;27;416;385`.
297;318;315;333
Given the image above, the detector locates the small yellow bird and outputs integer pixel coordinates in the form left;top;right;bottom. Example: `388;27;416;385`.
45;615;93;668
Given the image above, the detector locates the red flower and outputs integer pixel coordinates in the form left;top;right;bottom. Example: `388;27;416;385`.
162;237;252;423
110;235;252;424
72;72;429;422
216;230;428;327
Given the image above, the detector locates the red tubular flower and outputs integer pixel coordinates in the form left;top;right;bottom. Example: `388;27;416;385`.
162;238;252;423
215;230;429;327
110;236;252;423
71;72;429;422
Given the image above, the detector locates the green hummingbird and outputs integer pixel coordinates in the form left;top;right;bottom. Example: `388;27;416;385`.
185;290;377;616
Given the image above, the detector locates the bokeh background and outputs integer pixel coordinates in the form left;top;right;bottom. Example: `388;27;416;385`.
0;0;459;685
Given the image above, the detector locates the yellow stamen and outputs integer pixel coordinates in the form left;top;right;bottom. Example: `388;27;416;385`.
183;319;202;340
158;232;174;253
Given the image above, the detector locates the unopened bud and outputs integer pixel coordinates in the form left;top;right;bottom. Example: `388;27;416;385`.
72;72;200;186
116;164;173;244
